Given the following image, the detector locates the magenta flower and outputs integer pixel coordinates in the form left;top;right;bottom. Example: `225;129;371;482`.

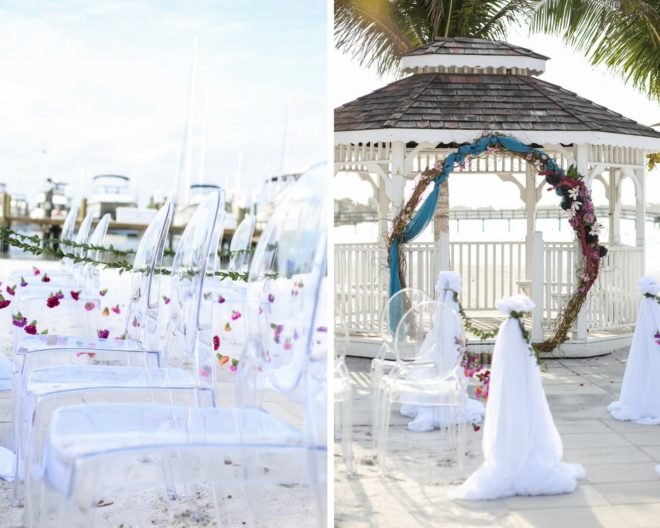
55;290;64;300
162;296;170;305
99;288;108;297
97;329;109;339
32;266;40;276
316;326;327;333
46;294;60;308
6;285;16;296
231;310;241;321
41;273;50;283
12;312;26;327
84;301;95;311
24;322;37;335
267;293;274;303
213;335;220;351
70;290;81;301
283;339;292;350
217;295;225;304
0;295;10;309
20;277;27;287
75;351;96;359
111;305;120;314
583;213;595;224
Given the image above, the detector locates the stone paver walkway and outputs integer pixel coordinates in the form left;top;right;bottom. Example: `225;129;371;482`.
335;350;660;528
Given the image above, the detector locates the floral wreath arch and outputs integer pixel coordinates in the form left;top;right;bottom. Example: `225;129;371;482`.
387;134;607;353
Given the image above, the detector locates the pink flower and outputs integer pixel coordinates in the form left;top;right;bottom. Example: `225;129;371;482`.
75;351;96;359
268;293;274;303
97;329;109;339
584;213;595;224
213;335;220;351
283;340;292;350
24;322;37;335
70;290;81;300
6;285;15;296
32;266;40;276
41;273;50;283
99;288;108;297
229;364;238;373
20;277;27;287
199;366;211;378
0;295;10;309
111;305;120;314
217;295;225;304
46;294;60;308
231;310;241;321
84;301;95;311
162;296;170;304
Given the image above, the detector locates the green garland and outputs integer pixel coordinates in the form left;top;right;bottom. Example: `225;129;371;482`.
0;227;255;260
0;228;247;282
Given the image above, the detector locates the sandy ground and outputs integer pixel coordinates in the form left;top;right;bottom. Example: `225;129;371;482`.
335;352;660;528
0;259;316;527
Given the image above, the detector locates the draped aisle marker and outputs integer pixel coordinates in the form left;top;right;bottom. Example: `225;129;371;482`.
450;294;585;500
608;276;660;424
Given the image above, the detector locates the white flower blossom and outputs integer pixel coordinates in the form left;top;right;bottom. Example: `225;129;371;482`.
496;294;535;316
638;276;660;296
436;271;462;295
568;187;579;200
570;201;582;215
591;223;603;235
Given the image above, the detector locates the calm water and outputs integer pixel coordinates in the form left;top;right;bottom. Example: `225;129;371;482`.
335;218;660;278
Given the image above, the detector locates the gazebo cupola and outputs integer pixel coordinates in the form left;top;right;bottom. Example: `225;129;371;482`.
399;38;548;76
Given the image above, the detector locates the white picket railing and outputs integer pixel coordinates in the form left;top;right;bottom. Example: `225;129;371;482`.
335;239;643;337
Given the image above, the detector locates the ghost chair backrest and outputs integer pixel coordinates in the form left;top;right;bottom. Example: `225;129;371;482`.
394;301;465;377
227;214;256;273
381;288;432;344
242;163;327;396
162;190;225;376
124;203;174;349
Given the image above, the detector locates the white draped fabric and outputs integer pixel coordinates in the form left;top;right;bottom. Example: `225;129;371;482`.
608;277;660;425
400;271;484;432
0;354;10;391
451;295;585;500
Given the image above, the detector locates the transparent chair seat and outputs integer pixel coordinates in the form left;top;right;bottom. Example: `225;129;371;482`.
15;334;141;354
43;404;303;495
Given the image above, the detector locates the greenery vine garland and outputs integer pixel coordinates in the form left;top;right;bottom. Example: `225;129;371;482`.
0;228;248;282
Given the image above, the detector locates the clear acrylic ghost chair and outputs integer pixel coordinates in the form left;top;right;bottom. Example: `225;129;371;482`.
334;304;354;475
369;288;431;425
10;204;172;504
21;192;224;521
375;301;467;476
227;213;256;273
7;206;80;285
29;165;326;528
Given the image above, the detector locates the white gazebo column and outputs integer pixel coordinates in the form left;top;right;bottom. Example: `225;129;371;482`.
608;168;622;246
633;166;646;252
574;144;590;340
524;164;538;279
389;141;406;215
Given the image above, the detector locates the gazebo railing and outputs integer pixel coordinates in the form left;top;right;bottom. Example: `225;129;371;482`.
335;239;642;338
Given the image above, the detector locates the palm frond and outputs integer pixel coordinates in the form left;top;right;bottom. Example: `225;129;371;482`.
531;0;660;100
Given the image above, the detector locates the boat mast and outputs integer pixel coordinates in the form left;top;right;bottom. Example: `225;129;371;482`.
174;34;199;206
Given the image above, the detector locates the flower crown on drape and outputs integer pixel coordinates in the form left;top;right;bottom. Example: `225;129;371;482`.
638;276;660;297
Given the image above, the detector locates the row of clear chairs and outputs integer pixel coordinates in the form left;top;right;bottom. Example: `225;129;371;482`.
9;165;327;526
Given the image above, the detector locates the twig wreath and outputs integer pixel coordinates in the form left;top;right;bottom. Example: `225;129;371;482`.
387;133;607;353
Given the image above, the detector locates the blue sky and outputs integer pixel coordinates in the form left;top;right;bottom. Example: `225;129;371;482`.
0;0;327;206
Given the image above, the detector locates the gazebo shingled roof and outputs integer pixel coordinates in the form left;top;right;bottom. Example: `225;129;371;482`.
334;73;660;138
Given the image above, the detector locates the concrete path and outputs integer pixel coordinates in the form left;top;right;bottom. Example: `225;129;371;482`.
335;351;660;527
